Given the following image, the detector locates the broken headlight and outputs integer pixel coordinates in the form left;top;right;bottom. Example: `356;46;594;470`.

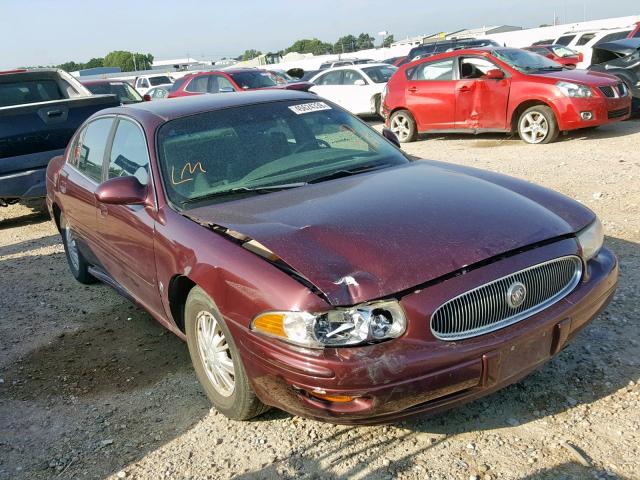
251;300;406;349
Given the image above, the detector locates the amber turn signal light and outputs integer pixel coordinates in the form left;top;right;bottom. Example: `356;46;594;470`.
308;391;356;403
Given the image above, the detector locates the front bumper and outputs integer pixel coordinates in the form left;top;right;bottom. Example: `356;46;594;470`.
236;239;618;424
554;94;631;131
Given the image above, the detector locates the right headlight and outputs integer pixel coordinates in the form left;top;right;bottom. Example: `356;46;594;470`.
576;218;604;261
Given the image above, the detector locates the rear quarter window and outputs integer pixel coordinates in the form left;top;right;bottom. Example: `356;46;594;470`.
0;79;64;107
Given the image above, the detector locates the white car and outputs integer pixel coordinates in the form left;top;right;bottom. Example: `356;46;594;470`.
134;74;174;95
553;27;634;68
309;64;397;116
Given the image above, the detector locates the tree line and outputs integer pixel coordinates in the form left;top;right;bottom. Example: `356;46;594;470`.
238;32;395;61
53;50;154;73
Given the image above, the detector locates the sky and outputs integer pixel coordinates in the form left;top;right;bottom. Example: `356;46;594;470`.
0;0;638;69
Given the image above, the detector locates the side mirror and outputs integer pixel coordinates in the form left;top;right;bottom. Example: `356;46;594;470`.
484;69;505;80
95;176;148;205
143;94;152;101
354;79;367;86
382;127;401;148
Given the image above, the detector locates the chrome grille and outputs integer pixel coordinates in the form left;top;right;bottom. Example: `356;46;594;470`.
431;256;583;341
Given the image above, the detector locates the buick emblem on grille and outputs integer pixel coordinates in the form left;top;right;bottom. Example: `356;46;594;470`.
506;282;527;309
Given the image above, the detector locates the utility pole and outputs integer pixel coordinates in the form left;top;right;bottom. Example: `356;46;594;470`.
132;52;137;71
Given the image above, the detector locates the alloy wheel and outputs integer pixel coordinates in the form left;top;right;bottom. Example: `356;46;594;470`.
195;310;235;397
519;111;549;144
390;113;412;142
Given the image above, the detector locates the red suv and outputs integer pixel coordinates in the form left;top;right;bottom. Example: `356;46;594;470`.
168;68;311;98
383;47;631;144
523;45;583;69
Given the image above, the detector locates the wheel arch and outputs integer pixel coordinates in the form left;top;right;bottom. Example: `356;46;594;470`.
51;202;62;233
510;99;556;132
167;274;197;333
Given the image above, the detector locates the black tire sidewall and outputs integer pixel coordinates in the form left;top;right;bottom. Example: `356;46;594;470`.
60;214;94;283
185;286;263;419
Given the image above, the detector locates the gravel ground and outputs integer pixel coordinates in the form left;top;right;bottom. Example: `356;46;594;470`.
1;120;639;480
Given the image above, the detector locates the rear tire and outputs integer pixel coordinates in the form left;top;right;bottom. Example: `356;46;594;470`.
185;286;269;421
60;214;96;284
517;105;559;144
390;110;417;143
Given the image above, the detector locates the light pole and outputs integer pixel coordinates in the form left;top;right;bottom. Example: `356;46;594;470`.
378;31;388;48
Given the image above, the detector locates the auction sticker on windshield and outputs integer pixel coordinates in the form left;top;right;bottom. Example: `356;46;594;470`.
289;102;332;114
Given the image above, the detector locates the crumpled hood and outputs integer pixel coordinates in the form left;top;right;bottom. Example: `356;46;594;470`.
187;162;594;306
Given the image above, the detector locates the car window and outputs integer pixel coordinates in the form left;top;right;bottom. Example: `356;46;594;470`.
341;70;366;85
138;79;149;88
73;118;113;182
156;100;408;207
149;76;172;86
362;65;397;83
185;75;210;93
576;33;596;46
85;82;142;104
228;71;277;89
315;70;343;85
556;35;576;46
459;57;500;79
596;31;632;45
0;79;64;107
410;59;455;81
107;119;150;185
150;87;169;98
550;46;578;57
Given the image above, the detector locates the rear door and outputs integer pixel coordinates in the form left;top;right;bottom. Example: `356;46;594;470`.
95;116;162;315
310;70;345;105
405;58;456;130
59;116;115;265
455;56;511;130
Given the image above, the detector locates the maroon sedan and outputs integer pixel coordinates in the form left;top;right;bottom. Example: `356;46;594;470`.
167;68;312;98
46;91;617;424
524;44;583;69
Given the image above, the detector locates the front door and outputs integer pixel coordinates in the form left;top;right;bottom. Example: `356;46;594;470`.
310;70;346;107
405;58;456;130
59;117;114;266
455;56;511;130
94;116;162;317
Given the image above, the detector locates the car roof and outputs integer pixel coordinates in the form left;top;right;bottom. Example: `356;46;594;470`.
103;89;316;122
81;79;128;85
314;63;391;72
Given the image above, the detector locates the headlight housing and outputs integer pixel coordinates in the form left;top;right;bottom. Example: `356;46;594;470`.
251;300;407;349
576;218;604;261
556;81;593;98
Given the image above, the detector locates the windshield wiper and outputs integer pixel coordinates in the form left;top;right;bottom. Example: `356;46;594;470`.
181;182;307;205
535;66;564;72
308;164;389;184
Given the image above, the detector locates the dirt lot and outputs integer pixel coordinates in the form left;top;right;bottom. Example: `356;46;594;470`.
1;121;639;480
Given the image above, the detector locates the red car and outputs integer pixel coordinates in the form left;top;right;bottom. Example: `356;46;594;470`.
628;22;640;38
46;91;617;424
167;68;311;98
383;47;631;144
523;44;583;69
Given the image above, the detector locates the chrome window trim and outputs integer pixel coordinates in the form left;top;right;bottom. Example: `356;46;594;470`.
66;115;118;185
430;256;583;341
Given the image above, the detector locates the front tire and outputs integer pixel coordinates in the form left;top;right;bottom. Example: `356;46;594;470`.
517;105;559;144
390;109;417;143
60;214;96;284
185;286;268;420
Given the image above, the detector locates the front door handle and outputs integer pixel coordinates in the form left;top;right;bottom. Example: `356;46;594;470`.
98;203;108;217
458;86;472;93
408;86;417;93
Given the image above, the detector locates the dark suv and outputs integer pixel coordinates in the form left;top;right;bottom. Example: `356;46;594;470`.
398;38;501;66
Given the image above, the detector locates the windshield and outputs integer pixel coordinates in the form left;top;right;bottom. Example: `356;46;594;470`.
493;48;563;72
149;76;172;86
86;82;142;103
362;65;397;83
157;100;408;208
550;46;579;57
228;71;277;89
